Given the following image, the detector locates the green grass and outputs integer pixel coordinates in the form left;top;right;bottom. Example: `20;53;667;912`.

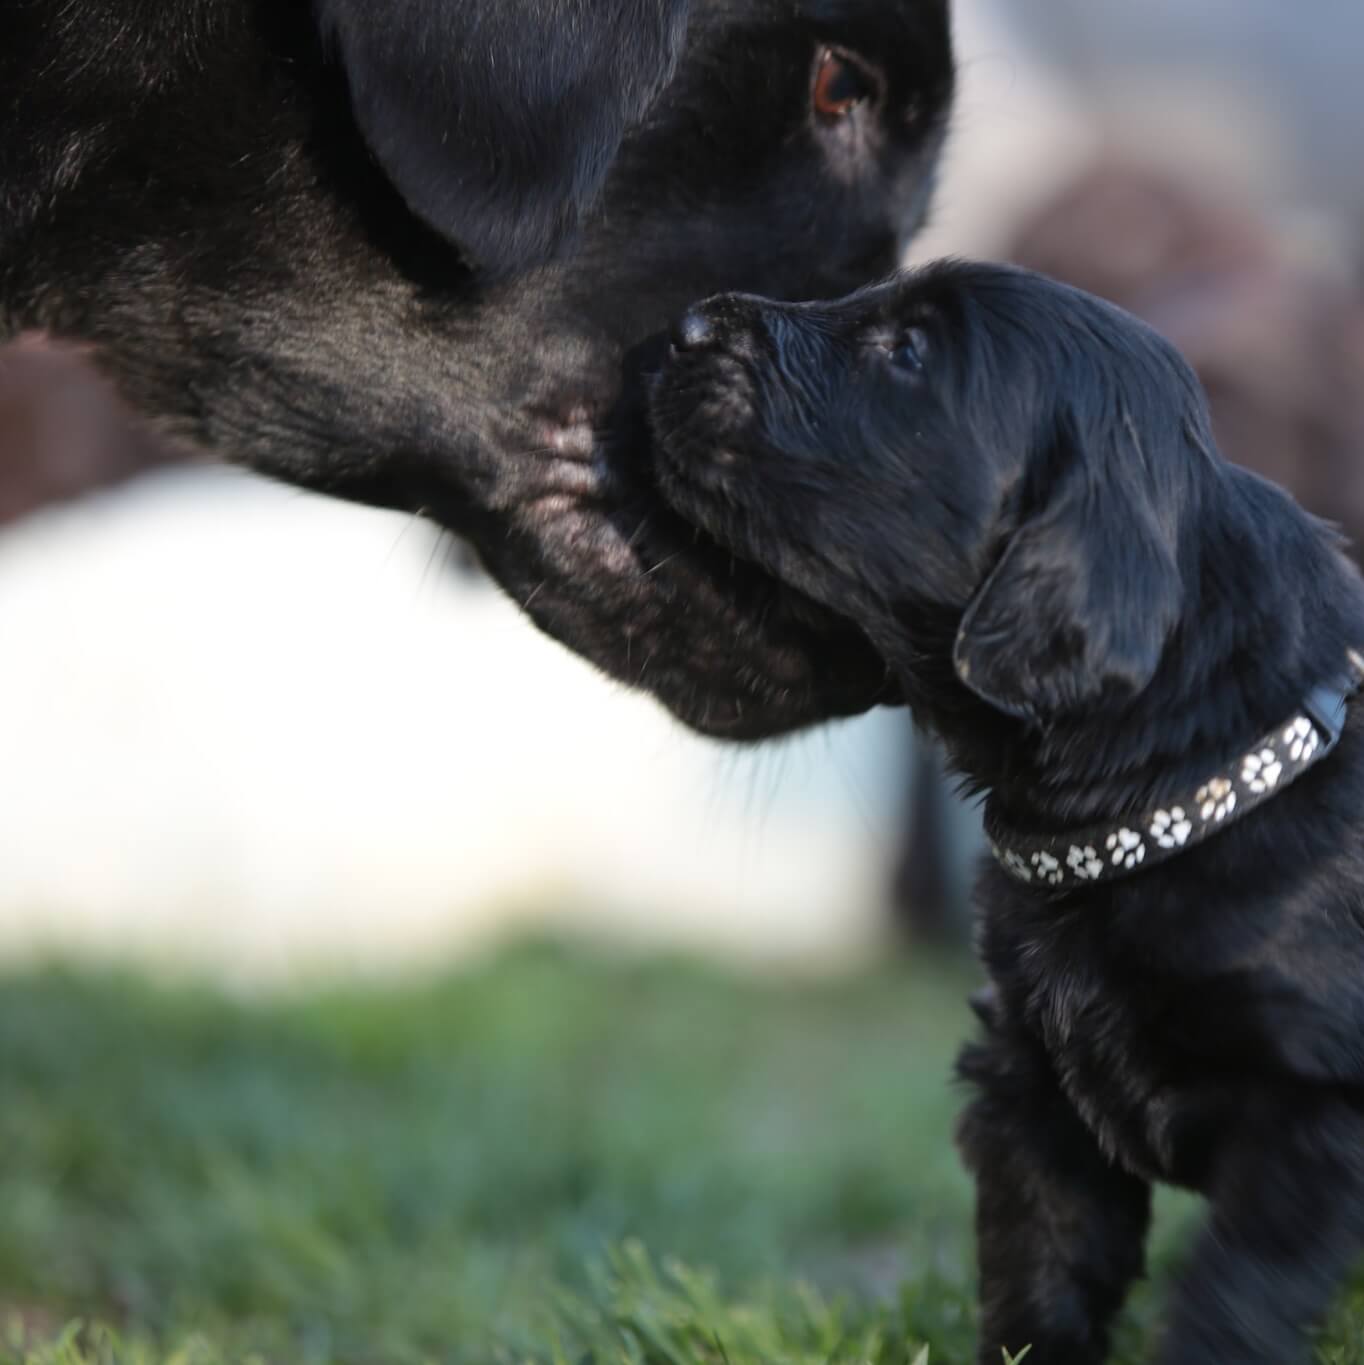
0;940;1361;1363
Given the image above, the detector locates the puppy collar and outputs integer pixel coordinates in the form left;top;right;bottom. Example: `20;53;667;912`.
985;649;1364;890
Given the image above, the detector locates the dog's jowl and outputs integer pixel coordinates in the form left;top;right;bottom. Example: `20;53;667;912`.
652;261;1364;1364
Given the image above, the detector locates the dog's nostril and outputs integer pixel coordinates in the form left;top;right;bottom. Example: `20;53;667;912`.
672;309;717;352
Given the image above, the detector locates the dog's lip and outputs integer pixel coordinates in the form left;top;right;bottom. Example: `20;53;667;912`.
519;430;899;732
699;665;900;738
448;479;897;737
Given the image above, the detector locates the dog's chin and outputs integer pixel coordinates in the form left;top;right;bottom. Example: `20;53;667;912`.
498;499;894;740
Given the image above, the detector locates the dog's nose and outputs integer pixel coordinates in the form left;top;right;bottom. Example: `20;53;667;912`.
671;308;717;352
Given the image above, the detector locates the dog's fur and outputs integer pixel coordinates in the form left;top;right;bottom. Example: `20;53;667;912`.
0;0;954;738
650;261;1364;1363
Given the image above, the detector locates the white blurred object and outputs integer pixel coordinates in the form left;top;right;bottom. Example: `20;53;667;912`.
0;469;907;981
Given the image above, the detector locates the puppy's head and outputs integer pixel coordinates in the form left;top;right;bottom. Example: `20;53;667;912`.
650;262;1209;730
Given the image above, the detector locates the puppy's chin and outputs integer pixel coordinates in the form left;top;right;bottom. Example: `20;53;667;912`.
648;348;759;538
646;347;898;722
654;347;797;560
647;350;743;468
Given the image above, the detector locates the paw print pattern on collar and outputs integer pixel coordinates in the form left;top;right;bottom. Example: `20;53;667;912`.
983;653;1364;892
1066;843;1104;879
1149;807;1191;848
1195;777;1236;823
1030;850;1063;885
1105;828;1145;870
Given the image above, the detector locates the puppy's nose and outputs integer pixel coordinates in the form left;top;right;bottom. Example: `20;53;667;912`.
671;308;718;352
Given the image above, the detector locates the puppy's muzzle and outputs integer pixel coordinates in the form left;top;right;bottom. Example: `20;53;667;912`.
671;308;718;353
668;295;769;361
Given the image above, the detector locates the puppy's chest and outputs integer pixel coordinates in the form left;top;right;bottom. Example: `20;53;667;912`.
986;906;1230;1187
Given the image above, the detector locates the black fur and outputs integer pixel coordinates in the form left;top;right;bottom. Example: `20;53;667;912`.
650;261;1364;1363
0;0;954;738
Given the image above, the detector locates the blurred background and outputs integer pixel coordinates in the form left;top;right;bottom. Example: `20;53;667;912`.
6;3;1364;1360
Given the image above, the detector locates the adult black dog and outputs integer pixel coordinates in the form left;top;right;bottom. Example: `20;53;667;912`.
0;0;953;738
651;261;1364;1363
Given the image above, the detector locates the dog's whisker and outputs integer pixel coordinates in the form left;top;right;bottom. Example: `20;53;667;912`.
641;550;683;578
384;506;434;571
625;515;653;551
415;525;454;596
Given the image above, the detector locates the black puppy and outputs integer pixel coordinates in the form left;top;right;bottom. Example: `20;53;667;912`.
651;261;1364;1363
0;0;953;740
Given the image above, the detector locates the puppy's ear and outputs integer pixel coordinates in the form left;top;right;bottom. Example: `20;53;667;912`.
315;0;691;276
952;414;1184;722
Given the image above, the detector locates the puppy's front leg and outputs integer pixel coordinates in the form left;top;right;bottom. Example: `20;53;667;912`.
1158;1093;1364;1365
957;1022;1151;1365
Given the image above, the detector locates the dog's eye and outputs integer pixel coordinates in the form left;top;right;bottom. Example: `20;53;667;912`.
889;327;929;371
812;49;874;119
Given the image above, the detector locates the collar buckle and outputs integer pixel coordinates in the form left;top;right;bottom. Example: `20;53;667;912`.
1304;651;1364;750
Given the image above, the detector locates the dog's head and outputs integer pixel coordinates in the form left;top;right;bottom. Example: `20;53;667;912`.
314;0;951;289
5;0;953;740
650;262;1222;738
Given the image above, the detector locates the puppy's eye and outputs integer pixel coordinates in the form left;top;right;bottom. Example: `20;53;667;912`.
812;49;874;119
889;327;930;371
